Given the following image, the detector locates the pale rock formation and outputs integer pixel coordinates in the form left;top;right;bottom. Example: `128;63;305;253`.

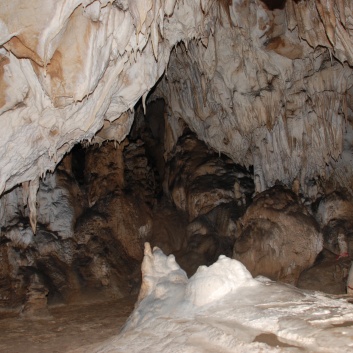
2;0;353;313
1;0;353;210
157;1;353;195
133;242;188;310
0;0;202;197
233;185;323;284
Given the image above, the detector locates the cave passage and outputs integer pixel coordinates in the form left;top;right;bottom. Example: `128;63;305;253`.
1;89;352;318
2;0;353;348
1;58;353;352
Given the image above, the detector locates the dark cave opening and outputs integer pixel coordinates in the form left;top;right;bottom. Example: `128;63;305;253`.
260;0;287;10
71;144;86;186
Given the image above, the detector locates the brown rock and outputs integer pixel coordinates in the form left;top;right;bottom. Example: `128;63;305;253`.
298;250;351;294
20;273;50;318
316;191;353;257
233;185;323;284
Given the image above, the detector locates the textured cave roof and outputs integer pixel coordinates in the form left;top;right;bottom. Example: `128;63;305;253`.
1;0;353;205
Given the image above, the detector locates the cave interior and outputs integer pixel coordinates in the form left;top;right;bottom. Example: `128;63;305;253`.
1;0;353;351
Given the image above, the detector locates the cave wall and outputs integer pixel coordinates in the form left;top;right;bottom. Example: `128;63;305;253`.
2;98;353;311
2;0;353;309
0;0;209;196
0;102;256;309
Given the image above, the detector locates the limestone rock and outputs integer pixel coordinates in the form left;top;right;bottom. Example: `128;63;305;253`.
316;190;353;257
124;140;159;203
20;273;50;318
233;185;323;284
297;189;353;294
161;131;254;275
2;0;353;314
84;141;128;207
176;202;244;277
166;131;254;221
1;0;353;199
297;250;351;294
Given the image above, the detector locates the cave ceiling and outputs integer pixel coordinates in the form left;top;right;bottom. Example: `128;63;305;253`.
1;0;353;206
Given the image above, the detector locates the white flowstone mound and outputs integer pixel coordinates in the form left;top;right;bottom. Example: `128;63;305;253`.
185;254;257;307
81;243;353;353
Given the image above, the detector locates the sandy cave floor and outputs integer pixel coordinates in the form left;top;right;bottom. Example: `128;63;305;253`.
0;296;136;353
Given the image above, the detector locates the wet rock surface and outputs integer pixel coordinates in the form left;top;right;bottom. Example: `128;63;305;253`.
0;296;136;353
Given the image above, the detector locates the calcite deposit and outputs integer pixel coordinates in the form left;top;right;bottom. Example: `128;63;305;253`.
1;0;353;201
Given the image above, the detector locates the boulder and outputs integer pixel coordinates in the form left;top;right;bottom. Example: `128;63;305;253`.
233;185;323;284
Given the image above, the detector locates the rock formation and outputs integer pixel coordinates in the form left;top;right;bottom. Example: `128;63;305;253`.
316;190;353;257
1;0;353;199
165;130;254;275
297;190;353;293
2;0;353;315
100;243;353;353
233;185;323;284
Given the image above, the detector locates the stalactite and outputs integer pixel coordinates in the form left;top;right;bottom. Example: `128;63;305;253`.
1;0;353;197
22;178;39;234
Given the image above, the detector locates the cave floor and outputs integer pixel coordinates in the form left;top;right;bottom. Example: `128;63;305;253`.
0;296;136;353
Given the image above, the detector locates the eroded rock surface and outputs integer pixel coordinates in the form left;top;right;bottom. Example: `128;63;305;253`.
316;190;353;257
233;185;323;284
297;190;353;293
165;131;254;275
0;148;151;310
297;250;351;294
